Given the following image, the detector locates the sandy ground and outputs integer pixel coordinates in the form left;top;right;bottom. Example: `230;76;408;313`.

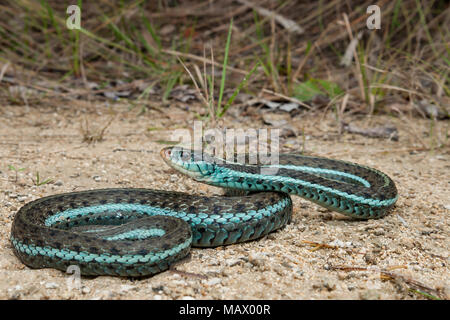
0;102;448;300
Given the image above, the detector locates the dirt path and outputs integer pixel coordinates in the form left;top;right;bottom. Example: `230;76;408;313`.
0;103;448;300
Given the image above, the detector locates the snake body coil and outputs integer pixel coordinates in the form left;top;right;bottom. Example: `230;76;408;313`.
10;147;397;277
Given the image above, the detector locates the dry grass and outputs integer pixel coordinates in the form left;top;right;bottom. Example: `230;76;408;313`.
0;1;448;120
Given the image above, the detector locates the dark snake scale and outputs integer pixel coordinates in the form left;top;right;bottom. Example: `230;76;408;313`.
10;147;398;277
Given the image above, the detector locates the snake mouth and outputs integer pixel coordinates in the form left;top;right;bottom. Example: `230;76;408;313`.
160;147;172;162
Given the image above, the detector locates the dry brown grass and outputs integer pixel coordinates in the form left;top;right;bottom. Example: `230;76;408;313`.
0;0;448;120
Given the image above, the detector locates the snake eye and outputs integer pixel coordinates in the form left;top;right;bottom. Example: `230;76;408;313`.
181;151;190;161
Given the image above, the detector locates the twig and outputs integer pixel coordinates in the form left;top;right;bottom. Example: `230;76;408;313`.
236;0;304;34
177;57;210;110
262;88;312;109
112;148;154;154
333;265;447;300
168;269;208;280
292;41;316;82
302;240;338;252
341;122;399;141
381;270;446;300
342;13;366;104
0;62;10;82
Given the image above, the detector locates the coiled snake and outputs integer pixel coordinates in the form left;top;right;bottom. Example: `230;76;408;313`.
10;147;398;277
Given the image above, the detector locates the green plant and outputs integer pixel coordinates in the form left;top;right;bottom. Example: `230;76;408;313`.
32;172;53;186
8;165;25;183
293;78;344;102
178;19;260;123
216;18;234;116
253;11;281;94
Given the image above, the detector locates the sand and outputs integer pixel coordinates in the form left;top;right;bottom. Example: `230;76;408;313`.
0;103;448;300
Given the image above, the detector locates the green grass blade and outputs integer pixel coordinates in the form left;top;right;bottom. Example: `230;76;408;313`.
142;16;162;51
217;19;233;116
219;62;260;118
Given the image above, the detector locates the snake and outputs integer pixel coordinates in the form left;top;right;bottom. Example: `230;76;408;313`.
10;146;398;277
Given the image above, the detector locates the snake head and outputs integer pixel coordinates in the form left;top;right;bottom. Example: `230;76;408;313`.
160;147;216;182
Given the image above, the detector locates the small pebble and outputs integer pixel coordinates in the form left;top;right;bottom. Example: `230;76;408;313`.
397;215;409;227
45;282;59;289
81;286;91;294
226;258;242;267
206;278;221;286
17;195;28;202
8;285;24;299
373;228;385;236
120;285;135;292
329;239;353;248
